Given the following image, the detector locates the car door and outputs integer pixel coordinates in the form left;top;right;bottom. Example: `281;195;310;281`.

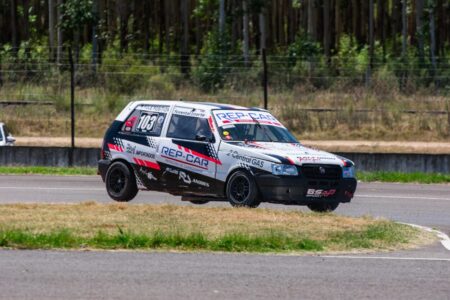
156;106;221;195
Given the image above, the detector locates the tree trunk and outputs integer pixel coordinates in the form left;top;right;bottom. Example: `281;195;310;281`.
56;0;63;64
259;12;266;52
416;0;425;64
48;0;55;61
402;0;408;58
429;2;437;80
323;0;330;59
92;0;98;71
307;0;314;38
219;0;225;34
242;0;249;66
164;0;170;55
180;0;190;74
10;0;19;55
367;0;374;86
118;0;129;53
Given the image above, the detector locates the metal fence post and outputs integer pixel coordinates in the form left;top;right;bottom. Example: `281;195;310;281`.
68;47;75;167
262;48;268;110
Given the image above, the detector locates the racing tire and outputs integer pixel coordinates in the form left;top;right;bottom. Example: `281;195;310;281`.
307;202;339;213
189;200;209;205
226;171;261;208
105;161;138;202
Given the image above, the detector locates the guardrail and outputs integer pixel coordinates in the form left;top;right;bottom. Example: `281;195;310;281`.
0;146;449;174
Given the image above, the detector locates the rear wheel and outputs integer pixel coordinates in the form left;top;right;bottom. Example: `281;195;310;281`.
105;161;138;202
226;171;260;208
307;202;339;213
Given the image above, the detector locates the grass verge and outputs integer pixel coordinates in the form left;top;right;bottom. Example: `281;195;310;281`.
0;203;434;253
0;166;97;176
0;167;449;184
357;171;450;184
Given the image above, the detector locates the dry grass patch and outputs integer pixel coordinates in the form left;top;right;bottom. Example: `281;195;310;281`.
0;202;435;253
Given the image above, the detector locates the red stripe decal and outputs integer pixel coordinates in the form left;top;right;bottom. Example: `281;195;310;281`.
161;155;208;170
179;146;222;165
133;158;161;170
208;116;215;132
108;143;123;152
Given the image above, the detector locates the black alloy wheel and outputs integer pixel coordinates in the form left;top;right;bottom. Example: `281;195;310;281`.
105;161;138;202
226;171;260;208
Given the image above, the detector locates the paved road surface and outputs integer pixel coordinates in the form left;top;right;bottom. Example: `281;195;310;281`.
0;175;449;299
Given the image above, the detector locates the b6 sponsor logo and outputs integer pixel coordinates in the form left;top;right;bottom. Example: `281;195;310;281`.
306;189;336;198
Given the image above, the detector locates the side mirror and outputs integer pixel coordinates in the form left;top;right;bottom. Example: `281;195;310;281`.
6;136;15;144
195;134;207;142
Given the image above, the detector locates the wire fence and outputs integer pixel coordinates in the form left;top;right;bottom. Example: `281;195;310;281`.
0;49;449;141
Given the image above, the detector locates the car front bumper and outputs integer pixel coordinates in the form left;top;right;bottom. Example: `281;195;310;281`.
255;174;357;205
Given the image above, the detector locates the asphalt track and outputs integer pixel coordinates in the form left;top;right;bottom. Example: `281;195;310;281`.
0;175;449;299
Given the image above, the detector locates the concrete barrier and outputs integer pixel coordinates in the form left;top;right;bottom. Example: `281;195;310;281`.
0;146;449;173
0;147;99;167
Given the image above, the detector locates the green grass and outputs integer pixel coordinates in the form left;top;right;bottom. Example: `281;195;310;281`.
357;171;450;184
0;166;97;176
0;167;448;184
0;222;419;253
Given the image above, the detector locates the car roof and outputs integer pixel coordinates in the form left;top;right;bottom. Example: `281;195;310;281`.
116;100;268;121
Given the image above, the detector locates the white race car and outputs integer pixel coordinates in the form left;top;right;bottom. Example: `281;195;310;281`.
99;101;357;212
0;123;15;146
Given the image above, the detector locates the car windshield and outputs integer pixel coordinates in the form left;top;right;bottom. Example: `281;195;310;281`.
213;110;298;143
0;127;3;141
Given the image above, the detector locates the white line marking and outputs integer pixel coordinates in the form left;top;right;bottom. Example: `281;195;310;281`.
0;187;104;191
356;194;450;201
320;255;450;262
400;222;450;251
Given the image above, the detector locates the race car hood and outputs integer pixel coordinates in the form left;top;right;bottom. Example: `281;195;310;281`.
229;141;348;166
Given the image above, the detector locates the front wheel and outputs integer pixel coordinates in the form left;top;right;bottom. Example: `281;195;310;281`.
105;161;138;202
226;171;261;208
307;202;339;213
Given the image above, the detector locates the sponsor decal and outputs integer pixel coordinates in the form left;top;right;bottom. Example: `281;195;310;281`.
165;168;210;187
173;107;207;118
126;144;155;159
136;113;159;133
297;156;335;163
139;167;158;181
161;146;211;169
179;171;192;184
306;189;336;198
137;104;170;113
226;150;264;168
213;110;284;127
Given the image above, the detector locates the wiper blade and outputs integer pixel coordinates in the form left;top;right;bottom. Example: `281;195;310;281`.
249;115;273;142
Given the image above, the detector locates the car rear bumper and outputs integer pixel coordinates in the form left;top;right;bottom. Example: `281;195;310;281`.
98;159;111;182
255;174;357;205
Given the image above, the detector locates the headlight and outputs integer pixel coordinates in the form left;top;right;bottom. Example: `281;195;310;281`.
271;164;298;176
342;166;355;178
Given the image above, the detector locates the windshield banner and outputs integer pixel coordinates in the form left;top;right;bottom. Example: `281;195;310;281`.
213;110;284;128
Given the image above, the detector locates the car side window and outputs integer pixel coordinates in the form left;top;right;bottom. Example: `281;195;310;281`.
0;128;3;141
122;109;166;136
167;115;214;141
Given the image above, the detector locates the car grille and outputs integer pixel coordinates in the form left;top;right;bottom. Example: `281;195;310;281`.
301;164;342;180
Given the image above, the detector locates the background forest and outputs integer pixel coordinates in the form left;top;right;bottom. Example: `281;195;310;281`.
0;0;449;141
